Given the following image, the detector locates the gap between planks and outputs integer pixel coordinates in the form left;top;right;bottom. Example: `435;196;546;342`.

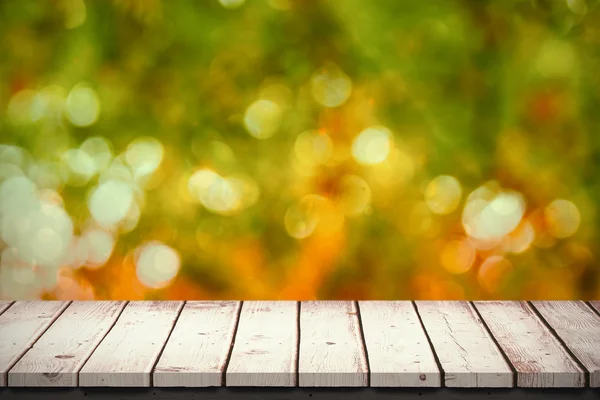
0;301;71;386
226;301;298;387
298;301;368;387
415;301;513;388
8;301;128;387
154;301;242;387
529;301;600;388
0;301;597;387
0;301;14;316
359;301;441;387
473;301;586;388
78;301;185;387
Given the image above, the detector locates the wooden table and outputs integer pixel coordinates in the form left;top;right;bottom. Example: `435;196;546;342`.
0;300;599;400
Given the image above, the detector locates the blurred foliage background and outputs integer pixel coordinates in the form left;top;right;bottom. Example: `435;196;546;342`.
1;0;599;301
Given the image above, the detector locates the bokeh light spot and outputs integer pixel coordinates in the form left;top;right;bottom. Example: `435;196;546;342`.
65;84;100;127
259;82;293;108
125;137;164;181
243;99;282;139
505;220;535;254
440;239;476;274
310;63;352;107
424;175;462;215
88;180;134;229
0;248;40;299
227;174;260;210
462;185;526;243
120;200;142;233
62;236;88;269
188;169;258;215
61;148;98;186
295;130;333;166
100;159;135;184
352;126;392;165
83;228;115;268
80;137;113;172
32;227;64;264
188;169;220;203
7;90;40;124
36;85;68;121
28;162;61;190
0;145;30;168
545;199;580;238
135;242;180;289
201;176;241;214
284;194;324;239
478;255;513;294
1;193;74;269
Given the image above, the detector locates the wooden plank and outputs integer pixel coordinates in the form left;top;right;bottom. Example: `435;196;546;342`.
8;301;126;387
79;301;183;387
359;301;441;387
0;301;13;315
0;301;70;386
153;301;240;387
530;301;600;387
226;301;298;387
474;301;585;388
414;301;513;388
298;301;368;387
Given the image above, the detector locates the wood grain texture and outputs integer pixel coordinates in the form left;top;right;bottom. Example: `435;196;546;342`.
589;301;600;315
298;301;368;387
79;301;183;387
0;301;13;315
153;301;240;387
0;301;70;387
414;301;513;388
226;301;298;387
474;301;585;388
530;301;600;387
8;301;126;387
359;301;440;387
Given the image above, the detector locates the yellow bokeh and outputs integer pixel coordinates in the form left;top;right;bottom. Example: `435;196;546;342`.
440;239;476;275
424;175;462;215
545;199;581;239
310;63;352;108
1;0;598;301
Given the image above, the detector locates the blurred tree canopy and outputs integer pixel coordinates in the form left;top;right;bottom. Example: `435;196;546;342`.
0;0;599;300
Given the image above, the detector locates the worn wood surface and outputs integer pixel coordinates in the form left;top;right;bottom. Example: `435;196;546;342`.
359;301;440;387
589;301;600;315
8;301;126;387
0;301;13;315
474;301;585;388
530;301;600;388
298;301;368;387
1;300;599;389
414;301;513;388
154;301;240;387
226;301;298;387
0;301;69;386
79;301;183;387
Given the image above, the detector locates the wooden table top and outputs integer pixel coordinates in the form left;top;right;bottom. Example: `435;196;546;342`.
0;301;598;389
